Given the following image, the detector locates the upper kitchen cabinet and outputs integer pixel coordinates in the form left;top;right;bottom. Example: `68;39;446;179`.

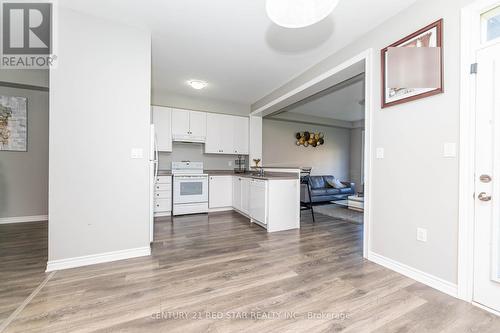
205;113;249;155
205;113;233;154
171;108;207;143
152;106;172;152
233;116;249;155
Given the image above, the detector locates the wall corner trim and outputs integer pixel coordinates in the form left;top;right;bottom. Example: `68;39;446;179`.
46;246;151;272
0;215;48;224
368;251;458;298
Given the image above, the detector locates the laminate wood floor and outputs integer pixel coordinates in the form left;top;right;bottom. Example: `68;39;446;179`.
0;221;48;326
1;211;500;332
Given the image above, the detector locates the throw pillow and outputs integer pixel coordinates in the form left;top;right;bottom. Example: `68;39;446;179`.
326;178;346;189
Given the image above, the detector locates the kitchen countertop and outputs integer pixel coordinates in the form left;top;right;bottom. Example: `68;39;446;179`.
206;170;299;180
251;166;307;169
157;169;299;180
157;170;172;176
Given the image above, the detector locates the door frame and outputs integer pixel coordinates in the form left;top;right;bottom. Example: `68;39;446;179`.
250;49;374;259
458;0;500;309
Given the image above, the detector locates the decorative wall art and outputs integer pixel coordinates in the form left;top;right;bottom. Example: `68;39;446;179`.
0;96;27;151
381;19;443;108
295;132;324;148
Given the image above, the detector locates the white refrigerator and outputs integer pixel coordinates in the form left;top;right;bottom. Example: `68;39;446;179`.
149;124;158;243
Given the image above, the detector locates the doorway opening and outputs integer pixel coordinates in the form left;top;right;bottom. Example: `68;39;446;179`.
251;49;373;258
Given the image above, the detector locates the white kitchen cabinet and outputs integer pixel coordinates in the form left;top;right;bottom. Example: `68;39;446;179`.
209;176;233;209
231;175;300;232
171;109;190;137
152;106;172;152
154;175;172;216
205;113;249;155
249;179;267;225
240;177;250;215
233;116;249;155
171;108;206;142
189;111;207;139
205;113;233;154
232;176;242;211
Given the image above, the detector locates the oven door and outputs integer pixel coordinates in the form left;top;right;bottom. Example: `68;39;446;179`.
173;176;208;204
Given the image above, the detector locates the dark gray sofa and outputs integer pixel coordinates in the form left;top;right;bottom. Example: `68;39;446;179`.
301;176;355;203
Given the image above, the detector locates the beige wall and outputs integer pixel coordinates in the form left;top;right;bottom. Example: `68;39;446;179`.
0;70;49;88
263;119;351;179
254;0;473;284
0;82;49;218
349;127;364;192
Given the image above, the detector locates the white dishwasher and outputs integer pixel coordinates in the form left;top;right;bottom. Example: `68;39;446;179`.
249;178;268;226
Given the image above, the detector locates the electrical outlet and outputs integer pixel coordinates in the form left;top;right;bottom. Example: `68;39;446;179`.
130;148;143;159
417;228;428;242
443;143;457;158
228;161;232;167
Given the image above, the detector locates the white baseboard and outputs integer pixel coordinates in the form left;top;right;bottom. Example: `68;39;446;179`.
46;246;151;272
368;251;458;298
472;302;500;317
0;215;48;224
154;211;171;217
208;207;233;213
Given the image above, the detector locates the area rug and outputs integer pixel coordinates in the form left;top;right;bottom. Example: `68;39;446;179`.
313;204;363;224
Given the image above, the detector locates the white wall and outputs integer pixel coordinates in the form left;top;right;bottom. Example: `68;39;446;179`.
159;143;242;170
48;8;151;263
262;119;350;179
254;0;473;284
152;91;250;117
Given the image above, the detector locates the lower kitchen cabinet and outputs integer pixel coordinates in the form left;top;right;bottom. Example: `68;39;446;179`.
229;175;299;232
249;179;267;225
209;176;233;209
240;177;250;215
154;175;172;216
231;176;250;215
232;176;242;211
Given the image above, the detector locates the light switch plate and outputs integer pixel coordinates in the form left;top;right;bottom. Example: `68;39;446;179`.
443;143;457;158
130;148;143;159
376;148;385;159
228;161;232;167
417;228;428;242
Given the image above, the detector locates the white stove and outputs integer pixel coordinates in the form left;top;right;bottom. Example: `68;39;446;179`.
172;162;208;216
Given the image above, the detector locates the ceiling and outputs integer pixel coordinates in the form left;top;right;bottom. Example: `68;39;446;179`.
275;74;365;122
61;0;417;106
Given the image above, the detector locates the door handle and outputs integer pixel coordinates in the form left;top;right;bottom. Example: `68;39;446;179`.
478;192;492;202
480;174;492;183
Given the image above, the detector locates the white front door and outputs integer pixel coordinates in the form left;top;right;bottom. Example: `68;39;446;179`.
473;42;500;312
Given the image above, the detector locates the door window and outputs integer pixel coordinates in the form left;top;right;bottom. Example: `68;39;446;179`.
482;6;500;43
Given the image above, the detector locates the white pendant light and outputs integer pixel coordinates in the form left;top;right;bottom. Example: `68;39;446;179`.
266;0;340;29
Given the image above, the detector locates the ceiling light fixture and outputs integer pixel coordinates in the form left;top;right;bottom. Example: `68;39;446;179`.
266;0;340;29
188;80;208;90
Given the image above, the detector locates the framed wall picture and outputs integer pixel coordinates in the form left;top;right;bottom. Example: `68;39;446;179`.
0;96;28;151
381;19;443;108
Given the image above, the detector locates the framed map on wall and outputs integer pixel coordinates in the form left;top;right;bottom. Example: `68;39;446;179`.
0;96;27;151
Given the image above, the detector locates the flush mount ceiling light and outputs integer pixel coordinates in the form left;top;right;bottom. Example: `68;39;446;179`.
187;80;208;90
266;0;340;29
